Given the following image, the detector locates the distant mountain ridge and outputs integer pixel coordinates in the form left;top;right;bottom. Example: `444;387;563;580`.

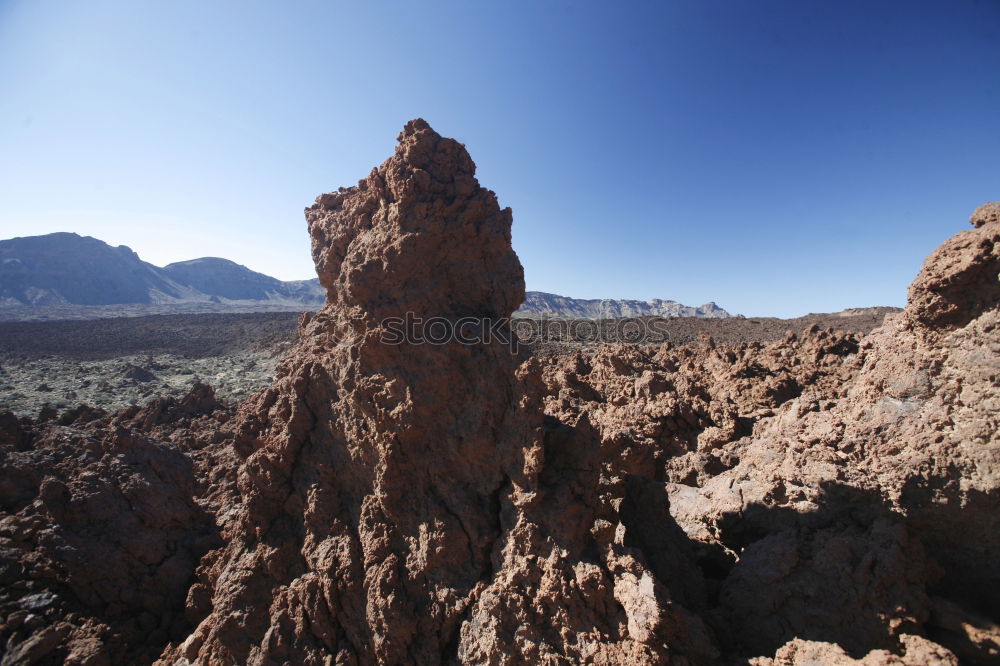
162;257;323;304
0;233;324;308
518;291;731;319
0;233;733;318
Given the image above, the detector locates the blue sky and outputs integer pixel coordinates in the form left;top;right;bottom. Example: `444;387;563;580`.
1;0;997;317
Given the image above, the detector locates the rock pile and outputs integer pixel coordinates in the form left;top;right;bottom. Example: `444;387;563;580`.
0;407;219;664
537;200;1000;662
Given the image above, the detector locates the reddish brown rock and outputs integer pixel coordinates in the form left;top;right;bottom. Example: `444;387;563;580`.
159;120;718;665
750;634;958;665
904;200;1000;330
0;416;218;664
656;203;1000;660
523;202;999;661
159;131;996;663
537;327;862;485
970;201;1000;228
3;119;996;665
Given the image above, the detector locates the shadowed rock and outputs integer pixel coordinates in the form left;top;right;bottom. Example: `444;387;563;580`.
4;122;996;665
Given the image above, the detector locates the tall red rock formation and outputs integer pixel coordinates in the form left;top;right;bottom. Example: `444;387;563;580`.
163;119;528;664
903;200;1000;330
163;120;714;665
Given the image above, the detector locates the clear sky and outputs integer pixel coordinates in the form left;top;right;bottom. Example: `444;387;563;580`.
1;1;998;317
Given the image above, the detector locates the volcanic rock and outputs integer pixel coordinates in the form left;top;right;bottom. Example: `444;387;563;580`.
123;363;157;383
159;120;720;665
2;119;997;665
524;201;1000;661
0;417;218;664
904;200;1000;330
970;201;1000;229
658;204;1000;660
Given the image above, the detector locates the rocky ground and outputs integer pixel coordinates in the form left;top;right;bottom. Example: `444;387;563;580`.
515;307;899;355
0;312;301;359
0;313;299;417
0;352;278;416
0;302;322;323
0;122;997;665
0;310;896;418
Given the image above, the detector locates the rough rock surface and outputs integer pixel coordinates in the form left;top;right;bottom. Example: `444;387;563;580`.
160;119;721;665
1;123;998;665
970;201;1000;229
0;396;221;664
661;209;1000;661
534;202;1000;661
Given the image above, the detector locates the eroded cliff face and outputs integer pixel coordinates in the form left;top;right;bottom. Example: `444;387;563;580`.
1;121;997;666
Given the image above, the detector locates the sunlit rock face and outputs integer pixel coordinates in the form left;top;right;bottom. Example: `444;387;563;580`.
159;118;536;664
163;119;723;665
